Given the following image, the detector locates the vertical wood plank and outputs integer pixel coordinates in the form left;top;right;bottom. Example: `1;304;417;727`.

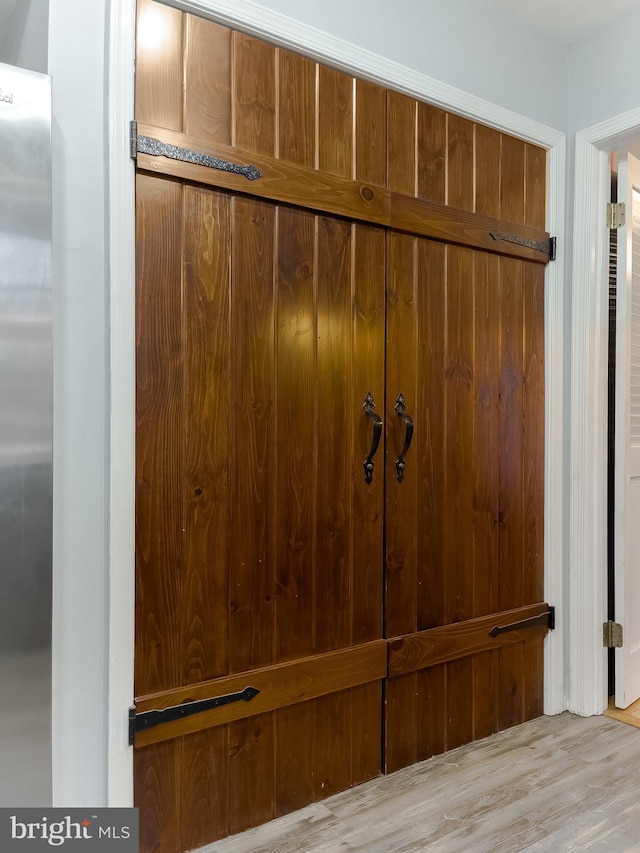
385;674;417;773
446;658;474;750
416;665;446;761
501;133;526;226
184;15;232;143
443;246;475;627
447;115;475;212
351;682;383;784
135;742;181;853
315;216;352;653
417;239;446;630
473;651;500;740
228;714;275;835
387;92;416;195
229;198;276;674
135;0;184;131
179;728;229;851
275;703;315;816
278;49;316;167
525;144;547;229
523;263;545;605
475;125;501;219
135;174;183;696
182;186;230;685
314;692;351;798
385;232;418;639
417;103;447;204
275;207;316;662
473;252;500;620
498;256;526;730
233;32;276;156
318;67;353;178
354;80;387;186
352;225;385;645
499;258;525;613
523;261;545;723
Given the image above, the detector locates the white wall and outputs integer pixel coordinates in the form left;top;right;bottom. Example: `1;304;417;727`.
246;0;568;130
568;7;640;134
47;0;568;807
49;0;109;807
1;0;49;73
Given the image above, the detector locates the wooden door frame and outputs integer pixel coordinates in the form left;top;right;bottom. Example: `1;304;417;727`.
569;111;640;718
106;0;567;806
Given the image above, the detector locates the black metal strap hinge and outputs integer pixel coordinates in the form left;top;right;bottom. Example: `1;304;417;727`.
129;121;262;181
489;606;555;638
490;231;556;261
129;686;260;746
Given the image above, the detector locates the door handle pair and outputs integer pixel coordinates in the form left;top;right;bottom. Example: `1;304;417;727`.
362;392;415;484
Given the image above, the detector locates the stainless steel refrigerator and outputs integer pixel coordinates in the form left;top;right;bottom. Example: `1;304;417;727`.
0;62;52;806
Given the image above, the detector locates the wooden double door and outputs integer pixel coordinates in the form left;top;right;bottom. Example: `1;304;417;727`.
133;3;550;851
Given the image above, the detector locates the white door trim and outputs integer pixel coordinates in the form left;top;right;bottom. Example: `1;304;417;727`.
106;0;567;805
568;108;640;717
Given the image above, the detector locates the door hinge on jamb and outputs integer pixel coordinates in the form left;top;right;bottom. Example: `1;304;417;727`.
130;121;137;161
603;620;623;648
607;202;625;229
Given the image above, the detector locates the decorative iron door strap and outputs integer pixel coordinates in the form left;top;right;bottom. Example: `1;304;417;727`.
132;126;262;182
489;607;555;638
490;230;556;261
129;686;259;746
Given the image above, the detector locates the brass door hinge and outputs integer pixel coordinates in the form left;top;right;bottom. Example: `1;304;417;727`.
603;620;623;648
607;202;625;229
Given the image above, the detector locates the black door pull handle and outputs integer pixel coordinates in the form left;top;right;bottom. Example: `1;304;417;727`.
362;392;382;484
394;393;414;483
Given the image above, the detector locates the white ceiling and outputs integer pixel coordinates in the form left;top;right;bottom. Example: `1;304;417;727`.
486;0;640;44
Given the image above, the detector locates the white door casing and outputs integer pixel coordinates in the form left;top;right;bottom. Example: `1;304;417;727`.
105;0;566;806
615;153;640;709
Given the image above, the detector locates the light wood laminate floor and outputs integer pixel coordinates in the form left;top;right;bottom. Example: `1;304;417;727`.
200;713;640;853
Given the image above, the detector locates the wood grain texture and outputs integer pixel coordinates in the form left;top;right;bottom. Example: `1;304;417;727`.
446;657;474;750
385;231;418;639
275;206;315;663
200;714;640;853
387;92;416;195
475;125;502;219
179;727;228;852
387;603;551;676
136;123;389;226
278;48;315;167
182;186;231;685
417;102;447;204
444;246;475;627
389;192;551;263
135;739;181;853
318;66;353;178
184;15;231;143
447;114;475;212
134;641;387;748
384;673;418;774
525;143;547;229
135;0;183;131
351;224;385;645
354;80;386;186
229;197;276;674
135;174;184;697
232;32;276;156
473;252;501;619
228;714;274;835
417;240;446;631
315;216;352;654
501;133;526;226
